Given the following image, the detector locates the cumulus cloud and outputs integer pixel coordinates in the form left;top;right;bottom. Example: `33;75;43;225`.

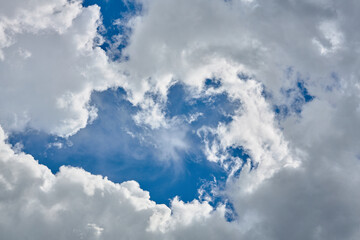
0;125;241;239
226;87;360;240
117;0;360;238
0;0;123;137
118;0;360;116
2;0;360;239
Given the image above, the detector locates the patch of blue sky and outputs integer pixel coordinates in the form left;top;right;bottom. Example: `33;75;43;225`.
227;146;254;173
296;80;314;103
204;77;222;89
83;0;140;27
83;0;141;60
166;82;241;128
272;70;315;119
8;83;243;205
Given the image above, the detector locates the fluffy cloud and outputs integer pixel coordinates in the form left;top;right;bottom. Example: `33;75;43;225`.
226;89;360;240
0;0;122;137
119;0;360;116
2;0;360;239
121;0;335;98
0;125;243;239
117;0;360;238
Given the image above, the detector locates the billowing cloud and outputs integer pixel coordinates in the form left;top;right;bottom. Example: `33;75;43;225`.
2;0;360;239
0;125;241;239
0;0;122;137
226;90;360;240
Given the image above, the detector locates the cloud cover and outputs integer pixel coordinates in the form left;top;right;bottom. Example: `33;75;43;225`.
1;0;360;239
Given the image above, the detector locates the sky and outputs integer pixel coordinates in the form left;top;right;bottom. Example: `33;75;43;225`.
1;0;360;239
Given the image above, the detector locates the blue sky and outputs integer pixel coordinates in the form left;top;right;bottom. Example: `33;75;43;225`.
8;83;236;204
8;66;312;205
2;0;360;239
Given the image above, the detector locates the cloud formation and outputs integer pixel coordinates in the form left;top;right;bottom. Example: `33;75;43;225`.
1;0;360;239
0;0;122;136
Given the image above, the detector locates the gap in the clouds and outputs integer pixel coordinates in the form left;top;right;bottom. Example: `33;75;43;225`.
275;79;314;115
204;77;222;89
8;84;243;208
83;0;142;60
165;82;241;128
260;67;316;119
226;146;254;177
270;72;315;119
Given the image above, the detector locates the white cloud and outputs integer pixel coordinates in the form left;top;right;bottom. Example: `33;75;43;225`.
115;0;360;238
0;125;241;240
0;0;123;137
226;88;360;239
2;0;360;239
118;0;360;109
